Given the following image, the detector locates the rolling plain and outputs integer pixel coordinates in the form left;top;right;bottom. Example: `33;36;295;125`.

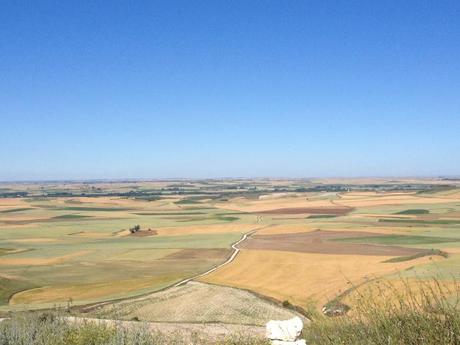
1;178;460;325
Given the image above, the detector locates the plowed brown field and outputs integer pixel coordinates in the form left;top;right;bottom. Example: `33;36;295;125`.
239;230;424;256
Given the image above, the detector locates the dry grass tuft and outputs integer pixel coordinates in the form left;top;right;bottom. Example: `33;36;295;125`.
305;277;460;344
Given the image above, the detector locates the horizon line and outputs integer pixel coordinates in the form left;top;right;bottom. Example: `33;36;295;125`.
1;175;459;184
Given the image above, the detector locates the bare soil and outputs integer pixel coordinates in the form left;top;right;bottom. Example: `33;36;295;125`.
163;248;232;260
239;230;425;256
129;230;158;237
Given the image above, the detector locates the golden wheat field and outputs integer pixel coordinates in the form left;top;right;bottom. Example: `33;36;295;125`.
1;179;460;319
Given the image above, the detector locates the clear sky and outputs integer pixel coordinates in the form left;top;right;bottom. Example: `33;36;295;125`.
1;1;459;180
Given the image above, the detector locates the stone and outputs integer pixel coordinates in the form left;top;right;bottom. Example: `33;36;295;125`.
266;316;304;342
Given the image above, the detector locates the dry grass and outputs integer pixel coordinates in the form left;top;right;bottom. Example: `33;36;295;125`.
255;224;317;235
2;184;459;314
342;277;460;310
334;191;460;207
6;238;62;243
305;277;460;345
156;223;256;237
10;275;183;305
0;198;30;209
0;313;269;344
200;249;440;308
0;250;91;266
215;194;335;213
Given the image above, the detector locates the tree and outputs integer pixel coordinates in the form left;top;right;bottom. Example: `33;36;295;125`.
129;225;141;233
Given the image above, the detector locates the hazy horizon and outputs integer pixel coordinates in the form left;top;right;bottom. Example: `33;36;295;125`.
1;174;459;184
2;1;459;180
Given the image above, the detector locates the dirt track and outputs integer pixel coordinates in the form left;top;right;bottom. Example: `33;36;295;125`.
239;230;425;256
173;229;258;287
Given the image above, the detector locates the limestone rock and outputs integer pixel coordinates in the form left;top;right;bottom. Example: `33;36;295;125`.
266;316;304;342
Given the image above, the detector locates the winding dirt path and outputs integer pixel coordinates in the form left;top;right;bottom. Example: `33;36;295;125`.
79;226;264;313
173;228;258;287
0;228;268;340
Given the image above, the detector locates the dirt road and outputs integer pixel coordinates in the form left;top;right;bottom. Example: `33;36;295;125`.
174;228;257;287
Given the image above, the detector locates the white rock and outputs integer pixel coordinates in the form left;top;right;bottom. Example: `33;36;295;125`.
266;316;304;342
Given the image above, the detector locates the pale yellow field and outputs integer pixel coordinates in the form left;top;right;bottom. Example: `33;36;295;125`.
108;248;180;261
256;224;318;235
10;274;182;305
1;215;52;222
348;213;413;219
199;249;440;308
256;221;411;236
0;198;30;209
342;277;460;311
70;231;115;238
309;178;458;186
334;191;460;207
2;181;460;314
7;238;63;243
0;250;92;266
214;190;460;213
156;223;258;236
214;194;335;213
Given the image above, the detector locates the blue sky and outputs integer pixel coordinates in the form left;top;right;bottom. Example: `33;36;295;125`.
1;1;459;180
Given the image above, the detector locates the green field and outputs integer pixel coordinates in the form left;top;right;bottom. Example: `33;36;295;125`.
1;179;460;318
0;185;257;310
395;209;430;215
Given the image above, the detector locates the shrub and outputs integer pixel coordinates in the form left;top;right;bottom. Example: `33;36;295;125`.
0;313;269;345
129;225;141;233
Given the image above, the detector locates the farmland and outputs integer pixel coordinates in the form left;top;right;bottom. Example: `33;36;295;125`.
0;178;460;322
